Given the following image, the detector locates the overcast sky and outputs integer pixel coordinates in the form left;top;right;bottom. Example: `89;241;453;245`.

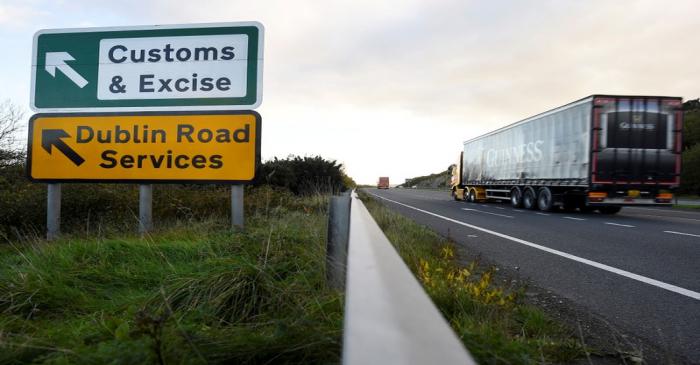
1;0;698;184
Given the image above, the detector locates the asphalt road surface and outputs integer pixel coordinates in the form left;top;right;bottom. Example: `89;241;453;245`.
365;188;700;363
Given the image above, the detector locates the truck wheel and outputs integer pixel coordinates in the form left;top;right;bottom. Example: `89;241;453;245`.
537;187;554;212
452;189;459;201
598;206;622;214
468;189;476;202
510;187;523;208
523;187;537;210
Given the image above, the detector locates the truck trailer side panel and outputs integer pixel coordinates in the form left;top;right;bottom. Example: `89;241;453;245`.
462;98;592;185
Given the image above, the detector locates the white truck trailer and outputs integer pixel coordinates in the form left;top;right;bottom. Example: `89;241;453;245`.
451;95;683;214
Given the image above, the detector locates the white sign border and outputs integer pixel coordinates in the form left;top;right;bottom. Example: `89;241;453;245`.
30;21;264;113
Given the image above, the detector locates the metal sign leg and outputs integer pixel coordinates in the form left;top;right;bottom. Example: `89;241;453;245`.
139;184;153;235
47;183;61;241
231;185;244;229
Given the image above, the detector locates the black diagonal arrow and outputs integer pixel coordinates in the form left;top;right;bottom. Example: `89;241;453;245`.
41;129;85;166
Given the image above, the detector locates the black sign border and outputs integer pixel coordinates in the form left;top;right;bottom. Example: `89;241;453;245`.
26;110;261;185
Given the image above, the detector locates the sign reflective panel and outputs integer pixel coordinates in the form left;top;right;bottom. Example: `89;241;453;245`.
27;111;260;183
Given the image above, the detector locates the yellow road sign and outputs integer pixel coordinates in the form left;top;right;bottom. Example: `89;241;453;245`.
27;111;260;183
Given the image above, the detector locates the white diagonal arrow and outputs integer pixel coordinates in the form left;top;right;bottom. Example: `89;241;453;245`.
45;52;88;88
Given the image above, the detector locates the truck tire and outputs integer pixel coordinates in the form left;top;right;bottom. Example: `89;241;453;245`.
452;189;459;201
537;187;554;212
510;187;523;208
468;189;476;202
598;206;622;214
523;187;537;210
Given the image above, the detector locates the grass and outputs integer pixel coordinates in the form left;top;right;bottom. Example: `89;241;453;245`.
673;204;700;210
359;191;588;364
0;187;342;364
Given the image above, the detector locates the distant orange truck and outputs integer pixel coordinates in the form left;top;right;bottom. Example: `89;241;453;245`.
377;177;390;189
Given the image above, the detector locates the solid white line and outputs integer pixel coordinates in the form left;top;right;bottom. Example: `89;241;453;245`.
536;212;550;216
368;192;700;301
605;222;635;228
563;216;586;221
462;208;514;219
664;231;700;238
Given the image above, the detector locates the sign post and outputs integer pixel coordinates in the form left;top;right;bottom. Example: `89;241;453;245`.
139;185;153;235
231;185;244;230
29;22;264;236
47;184;61;240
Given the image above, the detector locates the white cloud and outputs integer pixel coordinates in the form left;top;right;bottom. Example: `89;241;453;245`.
0;1;38;29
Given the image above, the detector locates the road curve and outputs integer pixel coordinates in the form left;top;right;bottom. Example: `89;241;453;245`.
365;188;700;363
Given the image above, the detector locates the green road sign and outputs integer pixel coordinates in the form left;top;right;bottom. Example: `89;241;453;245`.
31;22;263;112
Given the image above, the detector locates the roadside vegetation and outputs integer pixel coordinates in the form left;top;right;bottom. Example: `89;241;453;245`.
359;191;589;364
681;99;700;196
673;204;700;210
0;187;344;364
399;168;451;189
0;102;354;364
1;150;354;241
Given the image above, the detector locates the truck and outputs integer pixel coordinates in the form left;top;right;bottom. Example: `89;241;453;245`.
378;177;390;189
450;95;683;214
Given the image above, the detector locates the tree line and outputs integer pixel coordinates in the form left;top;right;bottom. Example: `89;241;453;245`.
681;99;700;194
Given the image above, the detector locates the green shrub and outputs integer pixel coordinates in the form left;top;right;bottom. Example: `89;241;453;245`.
681;144;700;195
254;155;354;195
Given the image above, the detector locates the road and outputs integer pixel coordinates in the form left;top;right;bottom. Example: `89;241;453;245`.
365;188;700;363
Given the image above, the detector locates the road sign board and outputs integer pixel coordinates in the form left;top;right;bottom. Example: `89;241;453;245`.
31;22;263;112
27;111;260;183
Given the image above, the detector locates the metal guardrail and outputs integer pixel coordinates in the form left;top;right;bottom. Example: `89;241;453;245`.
332;190;476;365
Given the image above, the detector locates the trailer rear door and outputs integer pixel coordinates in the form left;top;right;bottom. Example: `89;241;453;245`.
591;96;682;185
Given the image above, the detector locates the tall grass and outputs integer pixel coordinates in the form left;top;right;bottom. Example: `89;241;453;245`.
0;188;342;364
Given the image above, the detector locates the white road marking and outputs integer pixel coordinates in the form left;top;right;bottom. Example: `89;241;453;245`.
468;234;478;238
368;192;700;301
536;212;550;216
494;207;505;210
664;231;700;238
480;204;489;208
605;222;635;228
563;216;586;221
462;208;514;219
512;209;524;213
